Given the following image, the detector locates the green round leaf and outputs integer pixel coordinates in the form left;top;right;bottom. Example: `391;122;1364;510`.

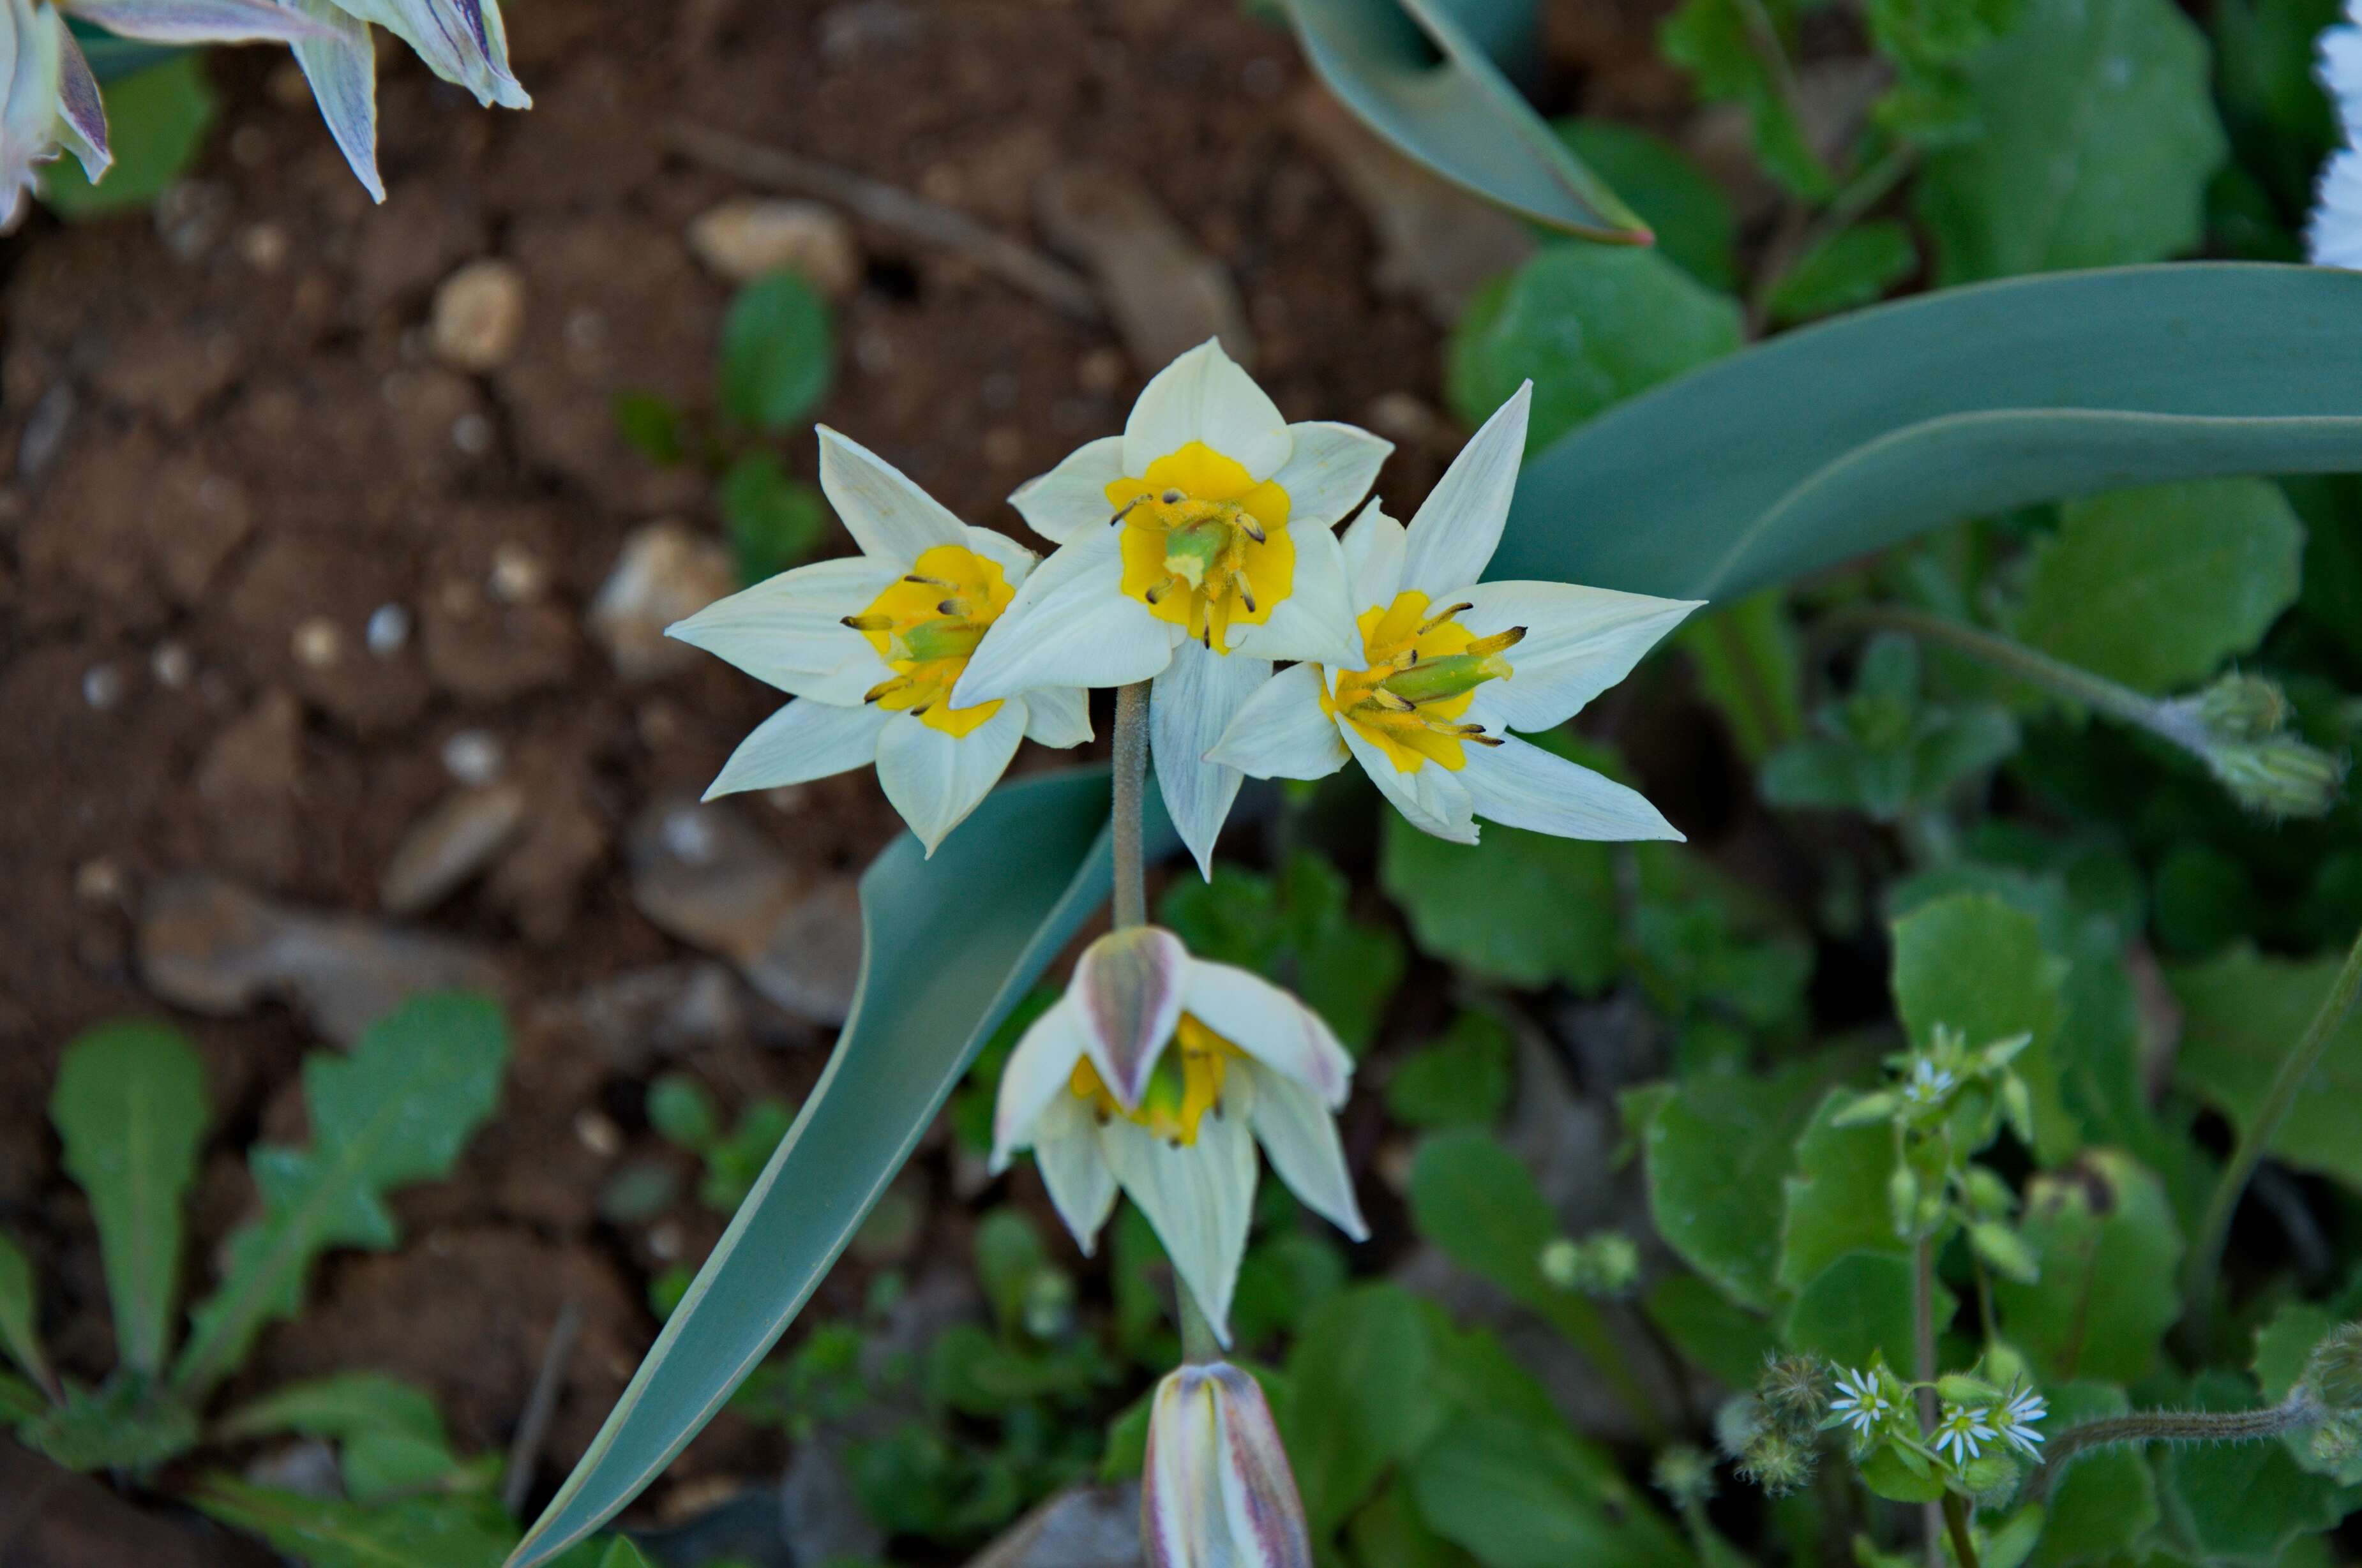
719;273;836;433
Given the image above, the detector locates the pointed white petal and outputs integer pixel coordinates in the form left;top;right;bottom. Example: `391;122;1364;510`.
1145;1370;1217;1567
1459;733;1684;842
1018;685;1094;748
1207;662;1348;781
990;996;1091;1170
289;1;384;204
1099;1110;1256;1345
872;703;1027;855
1124;339;1290;481
329;0;529;108
1070;927;1189;1112
66;0;341;41
2310;147;2362;269
1209;1366;1316;1567
1182;957;1352;1106
1336;709;1478;843
952;525;1176;705
1458;581;1702;733
704;698;887;799
1229;517;1363;668
1247;1068;1367;1240
763;648;897;705
52;29;107;182
1010;435;1127;544
817;424;970;565
1146;1366;1312;1568
1152;641;1269;879
1399;382;1531;596
1030;1095;1118;1250
666;555;901;690
1338;500;1407;616
1268;422;1391;530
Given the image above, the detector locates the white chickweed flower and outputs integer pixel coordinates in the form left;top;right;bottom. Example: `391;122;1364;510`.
1935;1401;1994;1463
1208;384;1699;847
668;426;1091;855
1830;1366;1893;1437
1900;1057;1957;1107
954;339;1392;876
1144;1361;1313;1568
1993;1383;2047;1457
989;926;1366;1343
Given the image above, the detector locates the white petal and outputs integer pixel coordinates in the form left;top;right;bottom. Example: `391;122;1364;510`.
66;0;342;43
1268;422;1392;530
2310;147;2362;269
1246;1068;1367;1241
53;29;107;183
1399;382;1531;596
762;647;898;706
1031;1096;1118;1251
990;995;1091;1170
1124;339;1291;482
1339;500;1408;615
666;555;900;691
1210;1368;1315;1567
1459;733;1685;842
289;1;384;204
704;699;887;799
1182;957;1353;1107
333;0;529;108
1207;662;1349;781
1147;1366;1311;1568
2321;23;2362;136
959;523;1039;586
872;703;1028;855
1336;708;1478;843
952;525;1177;705
1229;516;1364;668
1009;435;1127;544
1152;641;1270;879
1457;581;1702;733
1019;687;1094;749
818;425;970;564
1071;927;1191;1112
1099;1110;1257;1345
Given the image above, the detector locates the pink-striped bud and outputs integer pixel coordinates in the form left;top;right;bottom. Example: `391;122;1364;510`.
1143;1363;1311;1568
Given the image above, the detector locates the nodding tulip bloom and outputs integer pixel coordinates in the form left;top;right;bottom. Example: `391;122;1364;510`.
954;340;1392;877
668;426;1092;855
1209;383;1700;846
1143;1362;1313;1568
68;0;527;202
0;0;107;229
2312;0;2362;265
989;926;1365;1343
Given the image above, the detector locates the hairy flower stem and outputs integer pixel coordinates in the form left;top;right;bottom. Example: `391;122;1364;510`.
1823;605;2179;741
1941;1493;1982;1568
1915;1236;1943;1568
2183;921;2362;1349
2027;1391;2322;1501
1111;682;1150;931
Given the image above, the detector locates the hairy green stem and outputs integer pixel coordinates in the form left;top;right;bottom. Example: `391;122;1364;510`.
2028;1391;2321;1500
1111;682;1150;930
2183;922;2362;1348
1822;605;2181;740
1941;1493;1982;1568
1915;1236;1943;1568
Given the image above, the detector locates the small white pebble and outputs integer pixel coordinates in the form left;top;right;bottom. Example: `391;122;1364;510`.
82;664;124;710
661;807;718;865
238;222;289;273
442;729;504;786
649;1221;686;1262
855;331;894;375
291;616;343;669
73;858;123;904
151;641;194;689
451;412;493;456
365;602;412;657
574;1109;624;1158
488;542;547;604
764;784;811;815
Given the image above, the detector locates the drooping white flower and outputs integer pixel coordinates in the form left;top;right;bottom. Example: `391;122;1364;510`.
0;0;108;229
1208;383;1698;847
2311;0;2362;266
954;340;1392;876
668;426;1092;855
1830;1366;1893;1437
1992;1383;2047;1458
989;926;1365;1343
1934;1401;1994;1463
1143;1361;1313;1568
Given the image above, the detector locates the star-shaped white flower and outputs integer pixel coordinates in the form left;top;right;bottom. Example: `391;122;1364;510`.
954;339;1392;876
1992;1383;2047;1458
668;426;1092;855
1207;383;1699;846
1935;1401;1994;1463
989;926;1367;1343
1830;1366;1893;1437
0;0;109;230
1900;1057;1957;1107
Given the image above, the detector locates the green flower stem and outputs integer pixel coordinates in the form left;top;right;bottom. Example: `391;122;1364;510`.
1941;1493;1983;1568
1177;1281;1222;1366
1822;605;2183;743
1111;682;1150;931
2027;1391;2322;1500
1915;1235;1943;1568
2183;921;2362;1347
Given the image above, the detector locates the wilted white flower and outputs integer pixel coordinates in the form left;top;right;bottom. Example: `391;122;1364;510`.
1208;384;1697;846
668;426;1090;854
989;926;1365;1341
0;0;107;228
1992;1383;2047;1457
1143;1361;1311;1568
954;339;1390;876
1935;1401;1994;1463
1830;1366;1893;1437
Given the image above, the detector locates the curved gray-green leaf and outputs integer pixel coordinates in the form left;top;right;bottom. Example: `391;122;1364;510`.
1489;264;2362;599
1282;0;1651;241
510;766;1172;1567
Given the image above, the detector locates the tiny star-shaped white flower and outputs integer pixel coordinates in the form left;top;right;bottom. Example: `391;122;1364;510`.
1936;1401;1994;1463
1993;1384;2047;1457
1830;1367;1892;1436
1901;1057;1957;1107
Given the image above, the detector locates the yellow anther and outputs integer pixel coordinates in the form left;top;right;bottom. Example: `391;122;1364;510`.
849;544;1017;738
1321;590;1517;773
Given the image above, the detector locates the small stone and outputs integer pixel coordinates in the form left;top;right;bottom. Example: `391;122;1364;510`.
574;1109;624;1158
588;521;737;683
151;641;195;689
430;258;528;372
366;603;412;656
292;616;343;669
1076;347;1125;394
1365;391;1439;444
488;541;549;604
239;222;289;272
982;426;1025;468
967;1483;1144;1568
379;783;530;915
451;412;494;455
82;664;124;711
649;1220;685;1261
686;198;863;295
442;728;504;786
74;859;124;905
199;689;305;887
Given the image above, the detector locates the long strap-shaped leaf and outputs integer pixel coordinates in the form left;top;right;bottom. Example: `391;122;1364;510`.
1281;0;1651;241
509;766;1172;1567
1490;263;2362;599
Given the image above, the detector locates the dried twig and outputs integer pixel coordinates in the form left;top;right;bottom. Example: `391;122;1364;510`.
501;1299;584;1519
664;119;1105;320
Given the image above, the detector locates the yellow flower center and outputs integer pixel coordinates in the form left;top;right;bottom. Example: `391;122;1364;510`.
1105;442;1294;655
1070;1012;1243;1146
1321;590;1522;772
840;543;1016;738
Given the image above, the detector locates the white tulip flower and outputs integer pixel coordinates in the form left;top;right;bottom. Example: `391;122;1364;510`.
954;339;1392;876
1208;383;1700;846
1143;1361;1313;1568
668;426;1092;855
0;0;107;229
989;926;1365;1343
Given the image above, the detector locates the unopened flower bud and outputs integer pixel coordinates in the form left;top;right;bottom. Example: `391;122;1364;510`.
1143;1362;1311;1567
1023;1268;1076;1341
2303;1322;2362;1412
1538;1231;1643;1299
1760;1354;1830;1424
2190;673;2292;742
1714;1394;1768;1460
1652;1444;1718;1508
1738;1431;1813;1497
2310;1415;2361;1470
2206;736;2347;819
1538;1236;1583;1291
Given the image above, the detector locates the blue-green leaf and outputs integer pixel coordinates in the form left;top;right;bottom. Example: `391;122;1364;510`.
50;1020;208;1376
1489;265;2362;602
509;768;1171;1566
1279;0;1650;239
